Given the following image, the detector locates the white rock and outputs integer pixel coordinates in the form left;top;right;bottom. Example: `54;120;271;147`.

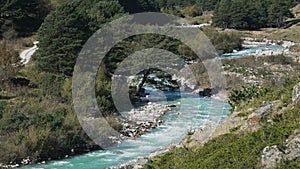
262;145;283;168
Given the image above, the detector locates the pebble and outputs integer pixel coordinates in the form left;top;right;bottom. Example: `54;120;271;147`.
115;102;174;141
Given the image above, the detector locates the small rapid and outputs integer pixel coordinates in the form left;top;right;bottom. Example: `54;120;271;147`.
22;89;230;169
21;39;289;169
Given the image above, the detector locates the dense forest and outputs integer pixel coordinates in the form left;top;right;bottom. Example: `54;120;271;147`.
0;0;50;38
213;0;300;29
1;0;299;40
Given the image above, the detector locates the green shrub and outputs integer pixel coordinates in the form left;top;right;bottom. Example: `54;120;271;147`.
228;85;272;108
202;27;243;54
145;103;300;169
145;77;300;169
0;101;6;119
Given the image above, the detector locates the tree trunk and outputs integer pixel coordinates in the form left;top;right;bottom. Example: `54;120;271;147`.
136;69;151;96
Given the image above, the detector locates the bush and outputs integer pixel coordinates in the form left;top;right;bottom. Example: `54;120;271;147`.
213;0;294;30
145;101;300;169
0;101;6;119
182;5;203;17
202;27;243;54
228;85;272;108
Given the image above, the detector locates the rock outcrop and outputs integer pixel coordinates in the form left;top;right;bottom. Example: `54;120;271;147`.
262;133;300;168
262;145;283;168
292;82;300;103
284;133;300;162
117;102;173;141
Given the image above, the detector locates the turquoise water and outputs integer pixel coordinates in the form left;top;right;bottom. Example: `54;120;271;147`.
21;44;285;169
22;91;230;169
220;45;284;58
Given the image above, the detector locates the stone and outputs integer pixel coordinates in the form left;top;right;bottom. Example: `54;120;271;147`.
21;158;31;165
262;133;300;168
262;145;283;168
284;135;300;162
248;102;273;119
292;82;300;103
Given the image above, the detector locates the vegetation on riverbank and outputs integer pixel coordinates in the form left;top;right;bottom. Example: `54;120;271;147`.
1;0;300;167
0;0;244;165
144;76;300;169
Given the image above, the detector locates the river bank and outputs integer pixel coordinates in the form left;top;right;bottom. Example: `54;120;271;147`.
105;93;229;169
141;78;300;168
0;102;174;169
12;36;298;169
220;37;299;58
103;37;300;169
116;102;174;142
16;96;230;169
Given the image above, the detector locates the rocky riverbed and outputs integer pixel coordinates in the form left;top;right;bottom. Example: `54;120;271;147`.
105;143;182;169
243;37;297;57
114;102;174;142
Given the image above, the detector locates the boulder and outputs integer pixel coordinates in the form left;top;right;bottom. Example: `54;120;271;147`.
262;133;300;168
248;102;273;119
284;135;300;162
262;145;283;168
292;82;300;103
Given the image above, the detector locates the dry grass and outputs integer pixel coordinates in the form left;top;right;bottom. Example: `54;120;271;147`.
239;24;300;43
290;44;300;52
178;11;213;24
292;4;300;19
0;35;37;53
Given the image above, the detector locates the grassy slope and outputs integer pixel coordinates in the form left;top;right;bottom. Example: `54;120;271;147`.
144;77;300;169
240;23;300;43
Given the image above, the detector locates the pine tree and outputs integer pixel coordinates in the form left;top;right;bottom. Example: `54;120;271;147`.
33;0;124;76
268;0;293;27
213;0;233;28
213;0;295;29
0;0;50;37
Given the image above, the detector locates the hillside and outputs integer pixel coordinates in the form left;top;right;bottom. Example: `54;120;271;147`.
144;76;300;169
0;0;300;168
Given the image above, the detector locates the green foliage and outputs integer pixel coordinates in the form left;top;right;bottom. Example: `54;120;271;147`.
145;95;300;169
156;0;198;9
0;109;66;134
277;159;300;168
0;100;96;164
182;4;203;17
268;54;295;65
0;41;23;82
49;0;69;7
95;64;114;113
33;0;125;76
0;101;6;119
0;0;50;38
213;0;295;30
62;78;72;101
268;0;294;27
119;0;217;16
228;85;272;107
202;27;243;53
33;72;65;97
197;0;219;11
119;0;160;13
